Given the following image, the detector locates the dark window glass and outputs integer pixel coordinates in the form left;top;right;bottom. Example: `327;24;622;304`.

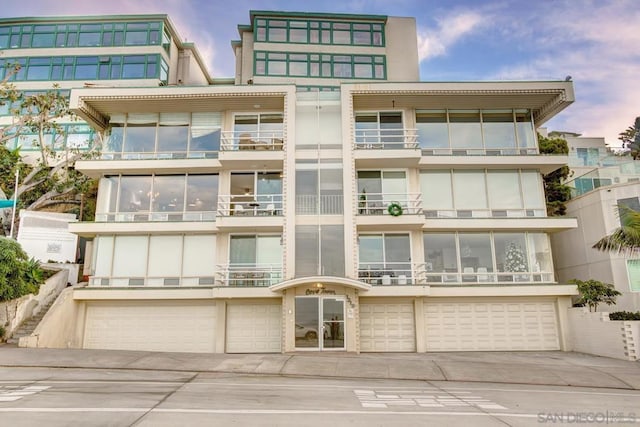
122;63;145;78
78;32;100;46
32;33;55;47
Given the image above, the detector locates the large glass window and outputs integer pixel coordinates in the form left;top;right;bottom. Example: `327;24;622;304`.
627;260;640;292
118;176;152;212
254;18;384;46
494;234;529;278
150;175;185;214
359;233;411;282
423;233;458;279
453;170;487;210
459;233;493;276
487;170;522;209
420;171;453;212
416;110;448;150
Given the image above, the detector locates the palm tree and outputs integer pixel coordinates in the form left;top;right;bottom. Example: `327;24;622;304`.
592;205;640;255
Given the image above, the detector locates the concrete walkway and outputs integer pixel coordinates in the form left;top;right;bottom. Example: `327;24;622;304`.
1;344;639;390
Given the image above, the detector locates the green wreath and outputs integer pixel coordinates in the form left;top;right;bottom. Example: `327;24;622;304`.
387;202;403;216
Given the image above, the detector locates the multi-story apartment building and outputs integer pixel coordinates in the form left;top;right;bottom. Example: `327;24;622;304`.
551;132;640;311
0;14;211;162
24;11;578;353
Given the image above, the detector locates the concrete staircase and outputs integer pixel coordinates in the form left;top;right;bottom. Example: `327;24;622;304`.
6;299;55;344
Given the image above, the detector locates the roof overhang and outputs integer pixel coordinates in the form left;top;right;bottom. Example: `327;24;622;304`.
270;276;372;292
343;81;575;126
69;85;294;131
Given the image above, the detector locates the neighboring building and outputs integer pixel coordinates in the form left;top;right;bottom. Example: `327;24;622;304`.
551;133;640;311
0;14;211;162
30;10;578;353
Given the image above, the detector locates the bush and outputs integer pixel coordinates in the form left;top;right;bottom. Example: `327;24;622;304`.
570;278;621;312
0;237;44;302
609;311;640;321
0;324;5;341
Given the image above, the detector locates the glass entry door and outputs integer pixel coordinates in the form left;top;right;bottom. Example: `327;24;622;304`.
295;296;345;350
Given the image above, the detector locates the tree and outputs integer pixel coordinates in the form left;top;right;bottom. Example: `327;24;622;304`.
504;243;528;273
592;205;640;256
0;65;100;236
0;237;43;302
618;117;640;160
538;133;572;216
570;278;621;312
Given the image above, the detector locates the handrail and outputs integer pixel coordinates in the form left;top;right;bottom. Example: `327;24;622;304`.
357;262;417;285
220;130;284;151
354;128;419;149
423;208;546;219
357;192;422;215
216;263;283;287
217;194;283;217
94;211;217;222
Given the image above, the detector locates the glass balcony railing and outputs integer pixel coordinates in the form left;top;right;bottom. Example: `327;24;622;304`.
221;130;284;151
94;211;216;222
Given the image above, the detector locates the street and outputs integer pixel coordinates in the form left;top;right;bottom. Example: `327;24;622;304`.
1;366;639;426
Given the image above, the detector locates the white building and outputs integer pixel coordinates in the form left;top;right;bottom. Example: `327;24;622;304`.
14;10;579;353
552;133;640;311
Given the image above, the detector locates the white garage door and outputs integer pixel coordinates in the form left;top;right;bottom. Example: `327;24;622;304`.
425;300;560;351
226;303;281;353
360;302;416;352
84;302;216;353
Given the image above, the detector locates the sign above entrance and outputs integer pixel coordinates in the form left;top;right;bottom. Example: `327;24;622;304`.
305;288;336;295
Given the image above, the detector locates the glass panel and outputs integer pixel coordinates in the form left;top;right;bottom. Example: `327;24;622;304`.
125;31;147;45
230;235;256;264
147;235;182;277
450;110;482;149
420;171;453;210
353;31;371;45
320;168;343;214
290;28;307;43
289;61;307;76
359;235;383;265
190;112;221;154
118;176;152;212
124;125;156;153
521;171;545;210
320;225;344;276
459;233;494;279
113;236;148;278
527;233;553;276
453;170;487;209
186;175;218;212
296;297;319;348
381;171;406;204
296;169;319;215
357;171;382;211
424;233;458;281
482;111;516;149
268;27;286;42
487;170;522;209
295;225;319;276
78;32;100;46
627;260;640;292
256;236;282;266
333;30;350;44
106;125;124;153
32;33;55;47
495;234;529;277
516;110;535;149
122;63;145;78
385;234;411;278
416;110;448;149
151;175;185;213
157;125;188;154
323;298;344;348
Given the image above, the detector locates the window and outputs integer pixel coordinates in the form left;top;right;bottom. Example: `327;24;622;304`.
253;18;384;46
254;51;385;80
627;259;640;292
359;233;412;283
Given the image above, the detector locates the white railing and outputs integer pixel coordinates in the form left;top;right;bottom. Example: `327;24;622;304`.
295;195;344;215
354;128;418;150
423;208;546;219
94;211;217;222
88;276;217;287
217;194;283;217
101;150;218;160
216;263;283;287
415;266;554;284
358;263;420;285
220;130;284;151
357;192;422;215
419;147;539;156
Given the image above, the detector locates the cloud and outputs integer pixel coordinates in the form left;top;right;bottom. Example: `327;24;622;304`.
417;11;484;61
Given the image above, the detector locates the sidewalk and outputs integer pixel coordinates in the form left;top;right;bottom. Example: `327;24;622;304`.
1;344;639;390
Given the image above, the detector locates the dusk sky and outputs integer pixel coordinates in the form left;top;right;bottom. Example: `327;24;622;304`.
2;0;638;148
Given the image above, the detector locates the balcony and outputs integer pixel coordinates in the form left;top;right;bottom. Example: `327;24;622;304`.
95;211;217;222
355;193;424;230
88;275;217;287
296;195;344;215
419;267;554;285
215;194;284;230
353;128;421;168
218;130;285;169
215;264;283;287
358;262;425;286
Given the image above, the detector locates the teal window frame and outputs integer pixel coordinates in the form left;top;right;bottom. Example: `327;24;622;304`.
0;89;71;116
627;259;640;292
0;20;167;49
254;51;386;80
254;17;384;47
0;54;167;82
4;122;96;152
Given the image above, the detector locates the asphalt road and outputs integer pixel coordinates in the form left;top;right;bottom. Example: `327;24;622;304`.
1;366;639;426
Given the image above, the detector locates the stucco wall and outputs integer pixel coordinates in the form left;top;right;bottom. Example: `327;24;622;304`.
567;307;639;361
19;287;84;349
0;269;68;338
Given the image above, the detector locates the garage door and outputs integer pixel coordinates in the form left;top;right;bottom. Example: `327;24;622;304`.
425;300;560;351
84;302;216;353
226;303;281;353
360;302;416;352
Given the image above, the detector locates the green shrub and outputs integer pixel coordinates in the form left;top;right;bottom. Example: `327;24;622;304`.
0;238;43;302
570;278;621;312
0;325;6;340
609;311;640;321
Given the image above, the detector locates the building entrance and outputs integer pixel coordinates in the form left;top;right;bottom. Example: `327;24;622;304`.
294;296;345;350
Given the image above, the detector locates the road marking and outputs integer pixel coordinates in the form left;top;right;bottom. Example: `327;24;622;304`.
354;389;507;410
0;385;50;402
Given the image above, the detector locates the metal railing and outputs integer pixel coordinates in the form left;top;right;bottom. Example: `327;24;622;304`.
415;266;554;284
88;276;218;287
220;130;284;151
357;192;422;215
423;208;546;219
217;194;283;217
296;195;344;215
94;211;217;222
358;263;421;285
216;263;283;287
419;147;539;156
354;128;418;150
100;150;218;160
